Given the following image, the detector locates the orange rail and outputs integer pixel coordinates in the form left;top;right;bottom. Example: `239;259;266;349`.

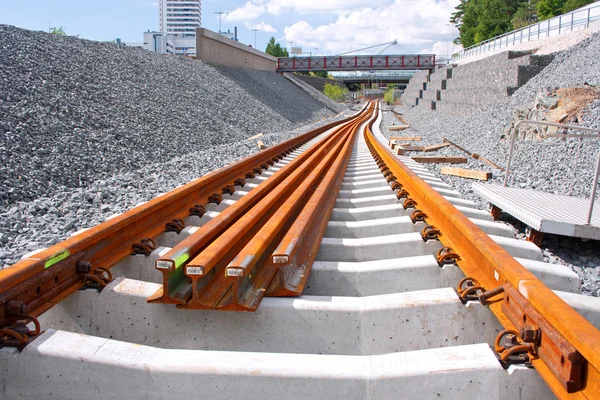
364;103;600;399
150;102;375;310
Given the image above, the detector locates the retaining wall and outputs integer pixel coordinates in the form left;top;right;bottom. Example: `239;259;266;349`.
400;70;430;106
196;28;277;71
402;51;553;115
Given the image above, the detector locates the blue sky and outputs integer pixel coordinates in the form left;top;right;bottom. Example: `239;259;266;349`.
0;0;461;56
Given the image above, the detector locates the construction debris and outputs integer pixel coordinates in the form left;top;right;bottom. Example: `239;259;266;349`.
442;138;505;171
440;167;492;181
389;136;422;141
411;156;468;164
247;133;264;141
388;125;410;131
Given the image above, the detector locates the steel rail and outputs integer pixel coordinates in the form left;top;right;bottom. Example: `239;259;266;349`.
268;109;376;297
147;107;372;306
178;103;375;310
0;109;363;337
364;104;600;399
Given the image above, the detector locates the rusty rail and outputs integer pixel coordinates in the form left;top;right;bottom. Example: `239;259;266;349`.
364;105;600;399
0;107;365;342
150;102;375;310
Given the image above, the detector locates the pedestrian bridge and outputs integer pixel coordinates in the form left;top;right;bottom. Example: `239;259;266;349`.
276;54;436;73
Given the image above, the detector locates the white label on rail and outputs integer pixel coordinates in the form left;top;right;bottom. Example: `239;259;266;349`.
187;266;204;275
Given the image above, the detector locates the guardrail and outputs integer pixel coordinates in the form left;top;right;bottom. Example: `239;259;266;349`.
452;3;600;62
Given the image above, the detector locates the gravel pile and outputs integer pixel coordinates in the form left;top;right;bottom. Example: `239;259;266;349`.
0;25;347;268
0;25;341;207
396;31;600;296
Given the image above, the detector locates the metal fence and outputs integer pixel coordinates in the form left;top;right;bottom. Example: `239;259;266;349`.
452;3;600;62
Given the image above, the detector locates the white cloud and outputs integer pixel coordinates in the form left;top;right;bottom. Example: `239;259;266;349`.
259;0;391;15
244;21;277;33
224;2;266;22
419;41;463;57
283;0;461;55
151;1;158;6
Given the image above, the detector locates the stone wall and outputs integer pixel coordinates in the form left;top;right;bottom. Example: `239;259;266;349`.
402;51;553;115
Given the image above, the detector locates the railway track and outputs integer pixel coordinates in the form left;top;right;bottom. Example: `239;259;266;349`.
1;101;599;399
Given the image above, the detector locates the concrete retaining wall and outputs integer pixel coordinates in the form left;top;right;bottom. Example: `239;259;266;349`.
400;70;430;106
196;28;277;71
402;51;553;115
436;51;552;114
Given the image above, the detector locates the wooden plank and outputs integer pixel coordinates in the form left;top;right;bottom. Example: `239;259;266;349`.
388;125;410;131
440;167;492;181
247;132;263;141
390;136;422;141
422;142;451;152
412;156;468;164
398;145;425;151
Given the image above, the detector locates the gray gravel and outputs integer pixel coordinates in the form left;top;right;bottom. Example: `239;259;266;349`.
0;25;347;268
396;31;600;296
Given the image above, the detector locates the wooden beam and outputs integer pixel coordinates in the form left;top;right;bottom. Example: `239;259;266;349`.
422;142;451;152
398;145;425;151
412;156;468;164
443;137;505;171
388;125;410;131
440;167;492;181
389;136;422;141
247;132;264;141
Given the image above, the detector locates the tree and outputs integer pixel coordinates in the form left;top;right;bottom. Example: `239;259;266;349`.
450;0;468;44
313;71;328;79
537;0;565;20
265;37;289;57
512;2;538;28
50;26;66;36
563;0;595;13
451;0;539;47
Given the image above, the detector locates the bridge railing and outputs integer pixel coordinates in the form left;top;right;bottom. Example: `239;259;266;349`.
277;54;436;72
452;3;600;62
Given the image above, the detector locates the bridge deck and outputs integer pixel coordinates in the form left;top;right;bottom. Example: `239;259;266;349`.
277;54;435;72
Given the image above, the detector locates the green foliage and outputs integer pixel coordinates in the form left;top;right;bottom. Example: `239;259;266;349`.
50;26;66;36
512;2;538;28
563;0;595;13
384;87;395;105
312;71;328;79
537;0;594;20
265;37;289;57
537;0;566;20
323;83;348;102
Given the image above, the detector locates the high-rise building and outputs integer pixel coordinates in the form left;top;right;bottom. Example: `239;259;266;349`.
159;0;202;38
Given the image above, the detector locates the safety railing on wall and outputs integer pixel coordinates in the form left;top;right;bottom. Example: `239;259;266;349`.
452;3;600;62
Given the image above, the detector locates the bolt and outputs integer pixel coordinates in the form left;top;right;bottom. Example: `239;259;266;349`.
77;260;92;274
520;324;541;344
5;300;25;317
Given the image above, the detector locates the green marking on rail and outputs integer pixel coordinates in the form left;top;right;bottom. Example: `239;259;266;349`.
174;253;189;269
44;249;70;269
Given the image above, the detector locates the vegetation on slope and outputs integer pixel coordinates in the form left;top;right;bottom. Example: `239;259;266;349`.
451;0;596;48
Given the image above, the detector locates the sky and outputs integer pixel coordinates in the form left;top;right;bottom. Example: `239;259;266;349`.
0;0;462;57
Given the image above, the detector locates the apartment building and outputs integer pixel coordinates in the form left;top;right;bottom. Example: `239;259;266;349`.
159;0;202;37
